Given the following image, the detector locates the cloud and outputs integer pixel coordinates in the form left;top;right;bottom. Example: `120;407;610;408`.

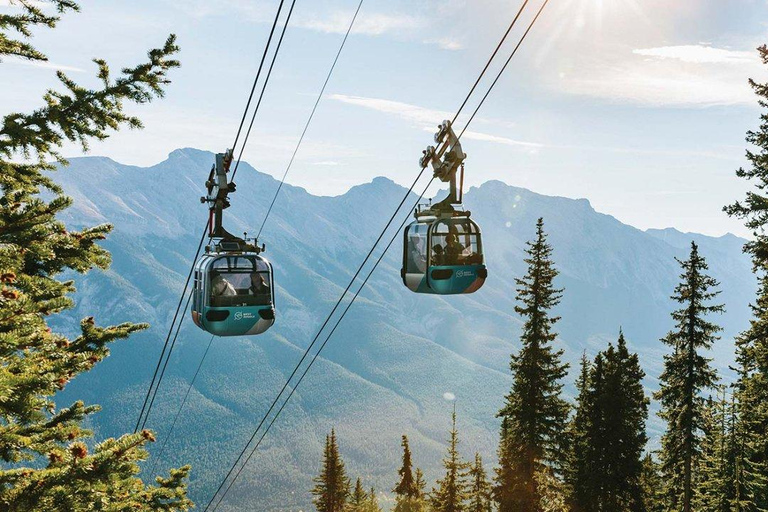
296;11;422;36
423;37;465;51
633;45;757;64
330;94;542;149
313;161;340;166
560;44;765;107
329;94;452;125
460;130;543;149
2;56;84;73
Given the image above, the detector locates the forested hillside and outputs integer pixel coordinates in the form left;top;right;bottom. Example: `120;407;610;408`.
50;148;755;509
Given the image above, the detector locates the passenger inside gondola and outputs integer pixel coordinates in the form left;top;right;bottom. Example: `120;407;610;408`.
250;272;271;305
211;271;236;299
406;233;425;273
432;244;445;266
445;233;466;265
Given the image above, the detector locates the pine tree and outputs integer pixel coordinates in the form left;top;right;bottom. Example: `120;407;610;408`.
534;467;568;512
565;332;648;511
723;44;768;511
731;337;768;512
638;454;664;512
602;332;649;510
564;353;595;510
468;453;492;512
431;407;469;512
395;435;418;497
695;388;735;512
366;488;383;512
348;478;369;511
495;218;570;512
395;435;428;512
655;242;723;512
312;430;351;512
0;3;189;510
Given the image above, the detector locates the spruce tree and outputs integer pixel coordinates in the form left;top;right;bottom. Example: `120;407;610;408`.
366;488;383;512
349;478;368;511
0;2;190;510
495;218;569;512
312;430;351;512
602;332;649;510
564;353;594;510
431;408;469;512
566;332;648;511
468;453;492;512
695;388;735;512
638;454;664;512
395;435;418;497
415;468;428;500
533;467;568;512
394;435;427;512
655;242;723;512
724;44;768;511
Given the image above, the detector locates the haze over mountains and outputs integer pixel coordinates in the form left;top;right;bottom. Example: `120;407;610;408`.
53;148;755;511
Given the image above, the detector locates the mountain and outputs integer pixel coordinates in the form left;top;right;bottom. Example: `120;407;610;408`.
51;148;755;511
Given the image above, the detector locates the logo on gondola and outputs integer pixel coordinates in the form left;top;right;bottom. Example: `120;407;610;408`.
456;270;475;278
234;311;243;320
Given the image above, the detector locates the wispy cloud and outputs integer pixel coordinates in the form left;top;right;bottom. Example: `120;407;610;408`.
330;94;542;150
2;56;84;73
560;44;765;107
633;45;757;64
329;94;452;125
423;37;465;51
295;11;422;36
313;160;340;166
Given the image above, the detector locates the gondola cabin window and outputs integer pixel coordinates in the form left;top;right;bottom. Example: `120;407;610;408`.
209;256;271;307
430;219;483;266
406;223;429;273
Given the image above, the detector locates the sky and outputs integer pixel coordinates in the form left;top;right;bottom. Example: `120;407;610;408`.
2;0;768;237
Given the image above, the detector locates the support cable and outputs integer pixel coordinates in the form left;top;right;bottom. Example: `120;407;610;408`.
134;223;207;433
231;0;299;181
148;334;216;477
254;0;365;239
205;0;551;506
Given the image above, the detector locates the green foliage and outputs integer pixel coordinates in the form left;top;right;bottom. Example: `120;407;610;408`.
467;453;491;512
495;218;569;512
655;242;724;511
695;388;736;512
0;2;188;510
565;332;649;511
533;467;567;512
430;409;469;512
638;454;664;512
724;45;768;269
0;1;79;62
312;429;351;512
395;435;418;497
394;435;429;512
724;43;768;512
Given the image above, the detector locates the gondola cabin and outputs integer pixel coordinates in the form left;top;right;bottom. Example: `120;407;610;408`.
191;246;275;336
402;212;486;295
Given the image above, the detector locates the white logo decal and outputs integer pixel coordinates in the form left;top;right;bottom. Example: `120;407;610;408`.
456;270;475;278
234;311;243;320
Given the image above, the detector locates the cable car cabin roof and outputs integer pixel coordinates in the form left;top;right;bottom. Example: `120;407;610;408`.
401;216;487;295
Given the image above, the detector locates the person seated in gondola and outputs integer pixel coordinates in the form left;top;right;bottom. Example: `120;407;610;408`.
445;233;466;265
250;272;271;304
211;271;236;303
432;244;445;266
409;233;427;272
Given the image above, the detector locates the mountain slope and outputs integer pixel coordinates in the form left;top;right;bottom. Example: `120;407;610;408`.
53;148;754;510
